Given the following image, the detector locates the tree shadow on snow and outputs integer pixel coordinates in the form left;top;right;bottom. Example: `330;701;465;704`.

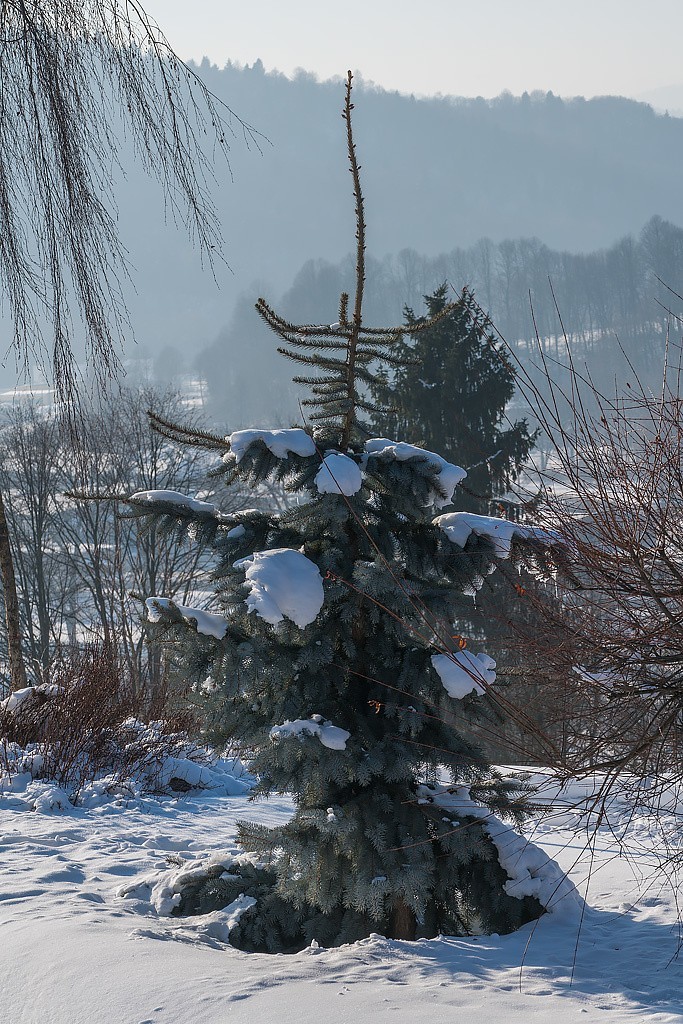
393;904;683;1016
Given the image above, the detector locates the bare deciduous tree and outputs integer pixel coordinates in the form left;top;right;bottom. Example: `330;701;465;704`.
0;404;66;683
0;0;256;400
0;488;27;690
505;312;683;793
0;389;248;697
0;1;256;690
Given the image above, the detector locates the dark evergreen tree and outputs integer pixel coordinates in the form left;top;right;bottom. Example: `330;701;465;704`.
368;287;542;764
370;284;536;513
127;74;565;952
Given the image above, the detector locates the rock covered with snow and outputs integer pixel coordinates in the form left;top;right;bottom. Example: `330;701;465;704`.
431;650;496;698
420;784;582;916
227;428;316;463
435;511;558;559
0;683;61;714
234;548;324;628
314;452;363;496
364;438;466;508
145;598;228;639
270;716;350;750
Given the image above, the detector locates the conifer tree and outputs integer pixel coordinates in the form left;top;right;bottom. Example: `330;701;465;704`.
371;285;536;513
127;73;566;952
369;286;543;766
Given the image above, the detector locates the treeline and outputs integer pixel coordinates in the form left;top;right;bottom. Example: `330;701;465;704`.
377;215;679;363
198;216;683;427
280;215;682;358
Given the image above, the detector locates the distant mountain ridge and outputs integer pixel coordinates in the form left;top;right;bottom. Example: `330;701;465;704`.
5;62;683;387
637;82;683;116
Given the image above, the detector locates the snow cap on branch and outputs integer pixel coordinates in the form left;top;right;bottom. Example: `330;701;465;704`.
314;452;363;496
227;428;316;464
435;511;558;559
129;490;217;515
234;548;324;628
364;438;466;508
145;598;228;639
431;650;496;698
270;717;350;750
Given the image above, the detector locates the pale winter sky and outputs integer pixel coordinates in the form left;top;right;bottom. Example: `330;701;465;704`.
143;0;683;102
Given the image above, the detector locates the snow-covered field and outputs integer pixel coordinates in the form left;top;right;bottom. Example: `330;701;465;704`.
1;768;682;1024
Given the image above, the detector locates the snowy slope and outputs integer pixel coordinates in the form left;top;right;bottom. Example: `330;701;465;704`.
1;772;682;1024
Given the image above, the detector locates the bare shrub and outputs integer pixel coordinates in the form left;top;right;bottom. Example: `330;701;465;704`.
499;305;683;793
0;643;203;800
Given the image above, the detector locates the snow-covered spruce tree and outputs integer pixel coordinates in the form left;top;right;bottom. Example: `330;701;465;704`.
127;73;565;951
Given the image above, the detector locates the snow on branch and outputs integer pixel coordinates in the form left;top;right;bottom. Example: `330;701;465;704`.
431;651;496;698
145;598;228;640
233;548;324;628
227;429;315;464
435;511;559;559
421;785;582;916
364;438;466;508
129;489;217;516
314;452;363;495
270;716;350;750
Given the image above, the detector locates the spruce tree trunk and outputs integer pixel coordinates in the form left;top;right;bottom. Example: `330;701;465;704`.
0;488;27;691
389;901;417;941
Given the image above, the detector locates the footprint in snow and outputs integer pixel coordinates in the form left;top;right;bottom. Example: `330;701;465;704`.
74;892;104;904
142;836;197;851
39;867;86;883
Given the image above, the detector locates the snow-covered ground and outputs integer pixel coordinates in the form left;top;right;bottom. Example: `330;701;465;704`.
1;769;681;1024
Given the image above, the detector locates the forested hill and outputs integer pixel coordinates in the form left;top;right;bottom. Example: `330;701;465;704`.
196;61;683;257
114;63;683;366
7;62;683;388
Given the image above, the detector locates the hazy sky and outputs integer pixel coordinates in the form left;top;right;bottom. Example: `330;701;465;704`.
143;0;683;100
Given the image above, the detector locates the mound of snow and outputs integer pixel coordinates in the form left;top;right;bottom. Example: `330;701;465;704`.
234;548;324;628
435;511;558;559
431;650;496;698
228;428;315;463
31;782;72;813
119;852;261;943
364;438;466;508
0;726;253;811
314;452;363;496
145;598;228;640
124;726;253;797
270;716;350;750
